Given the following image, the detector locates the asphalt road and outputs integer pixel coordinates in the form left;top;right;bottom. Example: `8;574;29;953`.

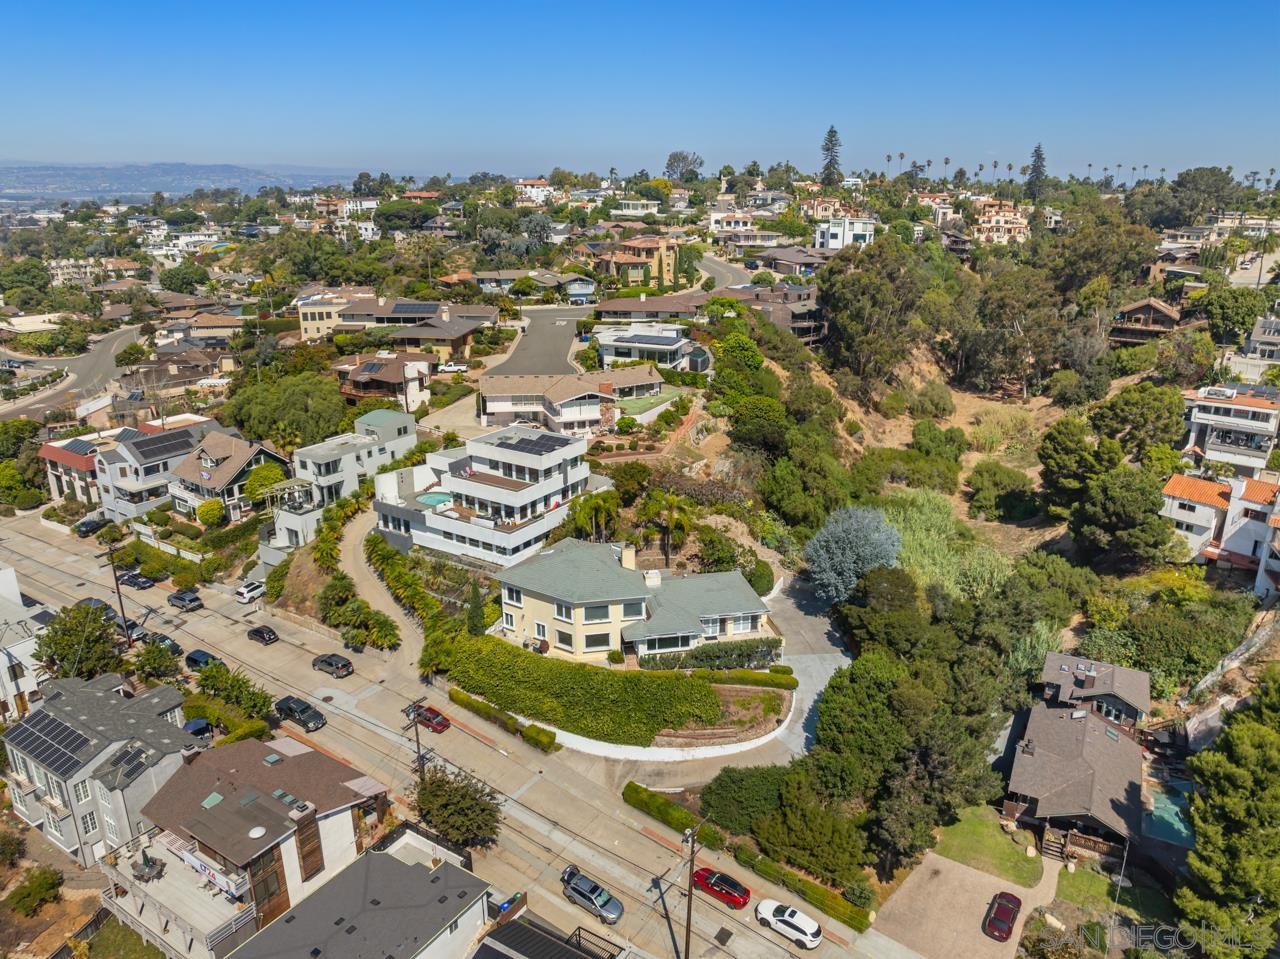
0;325;139;419
1231;249;1280;288
486;306;589;376
0;513;863;959
700;253;754;290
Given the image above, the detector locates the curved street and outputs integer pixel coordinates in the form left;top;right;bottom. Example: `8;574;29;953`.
0;325;139;419
699;252;754;289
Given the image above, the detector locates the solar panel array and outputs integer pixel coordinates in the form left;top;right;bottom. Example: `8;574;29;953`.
357;362;385;375
115;427;146;442
392;301;439;315
6;710;92;778
495;433;573;456
132;431;194;460
619;334;680;346
62;438;97;456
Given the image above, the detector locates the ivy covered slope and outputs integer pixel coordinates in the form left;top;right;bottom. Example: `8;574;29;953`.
365;533;720;745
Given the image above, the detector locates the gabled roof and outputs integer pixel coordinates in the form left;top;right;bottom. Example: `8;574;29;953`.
170;432;284;493
1041;653;1151;715
1241;478;1280;506
1163;474;1230;511
1117;298;1180;321
479;365;664;404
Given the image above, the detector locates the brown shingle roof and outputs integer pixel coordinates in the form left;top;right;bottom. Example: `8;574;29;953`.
480;365;664;404
1117;297;1180;321
170;432;282;493
1041;653;1151;715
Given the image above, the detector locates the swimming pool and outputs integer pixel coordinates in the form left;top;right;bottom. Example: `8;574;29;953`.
1144;780;1195;849
418;492;454;508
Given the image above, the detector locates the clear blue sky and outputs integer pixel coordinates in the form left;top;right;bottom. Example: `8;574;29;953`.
8;0;1278;180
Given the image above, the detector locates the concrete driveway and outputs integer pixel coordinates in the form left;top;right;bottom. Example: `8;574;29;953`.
769;577;851;754
874;852;1061;959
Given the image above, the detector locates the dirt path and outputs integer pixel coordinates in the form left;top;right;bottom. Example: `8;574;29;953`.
337;510;423;680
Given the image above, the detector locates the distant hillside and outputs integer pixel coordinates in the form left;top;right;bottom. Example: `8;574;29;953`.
0;162;354;201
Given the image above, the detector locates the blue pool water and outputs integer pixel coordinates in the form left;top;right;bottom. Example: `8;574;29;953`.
1144;780;1195;849
418;492;454;508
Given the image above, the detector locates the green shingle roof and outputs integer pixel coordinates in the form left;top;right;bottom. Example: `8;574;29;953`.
501;539;647;603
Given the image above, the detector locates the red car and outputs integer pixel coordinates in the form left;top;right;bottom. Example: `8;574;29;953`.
692;868;750;909
983;891;1022;941
405;703;451;733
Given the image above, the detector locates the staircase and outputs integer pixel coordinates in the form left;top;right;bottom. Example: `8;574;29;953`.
1040;829;1067;861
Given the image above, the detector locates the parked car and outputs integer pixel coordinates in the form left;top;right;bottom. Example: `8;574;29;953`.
118;571;153;590
693;868;750;909
184;649;223;672
405;703;451;733
755;899;822;950
146;633;183;657
982;891;1022;942
439;361;469;374
276;695;326;732
116;617;147;643
73;516;110;538
560;865;623;924
312;653;353;678
168;589;204;612
235;581;265;604
247;625;279;645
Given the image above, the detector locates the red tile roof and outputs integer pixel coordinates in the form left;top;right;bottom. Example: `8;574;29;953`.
1163;475;1231;510
1242;478;1280;506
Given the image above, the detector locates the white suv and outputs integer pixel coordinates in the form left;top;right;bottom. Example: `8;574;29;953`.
756;899;823;950
235;581;265;604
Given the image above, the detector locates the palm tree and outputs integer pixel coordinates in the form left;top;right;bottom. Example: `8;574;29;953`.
571;490;620;542
943;156;951;181
1087;162;1093;180
639;491;693;567
1130;165;1137;184
1006;162;1013;177
885;154;892;173
926;159;933;179
1160;167;1167;182
978;163;985;182
991;159;999;183
1254;232;1280;288
898;152;905;174
1142;163;1149;180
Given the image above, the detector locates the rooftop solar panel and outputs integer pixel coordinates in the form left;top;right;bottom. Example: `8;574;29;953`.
62;438;97;456
618;334;680;346
123;761;146;780
115;428;145;441
494;433;572;456
357;362;385;375
391;301;439;315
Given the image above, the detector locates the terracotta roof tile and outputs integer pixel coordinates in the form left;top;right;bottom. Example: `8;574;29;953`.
1163;474;1231;510
1242;478;1280;506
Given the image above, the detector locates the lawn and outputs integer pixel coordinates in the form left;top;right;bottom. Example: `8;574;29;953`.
88;917;166;958
1056;862;1176;924
934;805;1044;888
616;385;680;416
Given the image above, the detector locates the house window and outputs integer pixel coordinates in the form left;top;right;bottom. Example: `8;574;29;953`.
10;789;23;812
96;781;109;804
1174;520;1195;532
504;586;522;606
622;601;644;619
701;617;719;638
46;812;63;838
535;623;546;641
74;780;90;805
80;811;98;835
502;612;514;629
1176;502;1195;512
556;630;573;649
733;614;755;634
584;633;611;650
584;604;610;623
555;602;573;622
448;919;460;934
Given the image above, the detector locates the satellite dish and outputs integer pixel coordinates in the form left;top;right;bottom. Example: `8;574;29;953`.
248;826;266;839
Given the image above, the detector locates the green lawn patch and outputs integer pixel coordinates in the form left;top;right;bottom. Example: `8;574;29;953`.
934;806;1043;888
616;385;681;416
1056;862;1176;924
88;916;166;958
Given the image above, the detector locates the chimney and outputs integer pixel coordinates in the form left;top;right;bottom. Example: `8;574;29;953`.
643;569;662;589
180;746;201;766
639;292;646;302
620;545;636;570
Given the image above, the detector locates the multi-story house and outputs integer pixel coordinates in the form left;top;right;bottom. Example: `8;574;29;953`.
1182;382;1280;477
716;284;828;345
373;426;596;566
1107;297;1204;347
595;291;704;322
99;738;389;959
341;197;380;218
515;178;554;205
1004;653;1149;859
477;366;666;435
1226;311;1280;381
813;216;879;251
333;299;488;361
592;250;651;286
0;564;53;721
2;674;196;867
331;351;437;412
1163;473;1280;575
611;198;661;218
497;540;775;660
613;236;676;286
97;423;232;523
708;210;756;234
717;228;787;255
290;285;377;340
292;409;417;507
972;209;1030;244
168;432;290;523
594;323;710;371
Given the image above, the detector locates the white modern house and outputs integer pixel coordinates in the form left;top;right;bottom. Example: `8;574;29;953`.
2;675;197;867
372;426;598;566
292;409;417;507
612;198;661;218
813;216;879;251
594;323;711;372
1182;383;1280;478
0;564;53;721
1163;473;1280;601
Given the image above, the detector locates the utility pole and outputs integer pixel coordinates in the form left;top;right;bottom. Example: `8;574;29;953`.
98;542;129;644
404;696;428;785
682;818;707;959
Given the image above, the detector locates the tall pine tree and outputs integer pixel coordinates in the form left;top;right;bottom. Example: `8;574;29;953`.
820;126;842;186
1026;143;1048;200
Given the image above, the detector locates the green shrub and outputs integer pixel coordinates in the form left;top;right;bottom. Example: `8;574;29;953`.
768;664;794;675
0;829;26;867
908;379;955;419
747;558;774;596
702;766;788;835
691;668;798;690
196;499;225;527
146;508;172;527
843;419;862;437
4;865;63;916
732;846;870;932
138;560;170;582
172;569;199;590
606;649;624;664
265;554;293;602
911;420;967;461
216;719;270;745
448;687;520;734
1106;342;1157;376
13;489;45;510
157;527;174;540
0;504;16;518
170;520;201;540
966;459;1037;521
849;446;961;498
842;880;878;910
623;782;725;849
877;389;909;418
520;724;559;752
201;514;266;551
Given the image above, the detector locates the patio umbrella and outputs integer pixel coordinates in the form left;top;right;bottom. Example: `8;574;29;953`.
141;850;152;868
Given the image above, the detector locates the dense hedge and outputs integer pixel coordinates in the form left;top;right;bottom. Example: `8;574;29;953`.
638;637;782;671
448;687;520;734
264;553;293;602
202;513;266;551
520;724;559;753
768;664;794;675
182;693;270;745
623;781;725;849
114;539;201;584
733;845;870;932
170;520;202;540
691;668;799;690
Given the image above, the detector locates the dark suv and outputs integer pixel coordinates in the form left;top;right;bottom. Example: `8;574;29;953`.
312;653;353;678
247;626;279;645
276;696;326;732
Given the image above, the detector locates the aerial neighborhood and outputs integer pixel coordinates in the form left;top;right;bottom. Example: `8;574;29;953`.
0;13;1279;958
